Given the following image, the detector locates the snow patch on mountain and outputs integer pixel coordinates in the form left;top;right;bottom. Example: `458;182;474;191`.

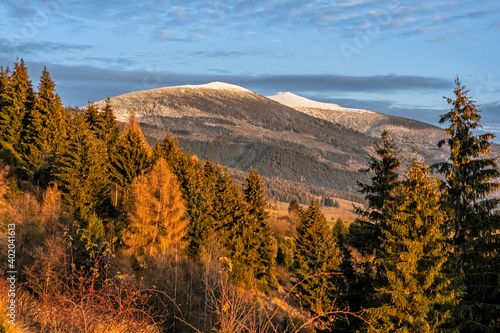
175;81;250;92
268;92;373;113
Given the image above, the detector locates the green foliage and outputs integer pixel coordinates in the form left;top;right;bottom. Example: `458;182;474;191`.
277;237;295;271
154;134;212;258
370;157;454;332
434;77;500;330
111;113;151;188
36;66;67;151
208;166;260;287
358;129;402;226
293;201;339;314
243;169;277;290
54;115;111;220
0;59;35;148
288;197;301;215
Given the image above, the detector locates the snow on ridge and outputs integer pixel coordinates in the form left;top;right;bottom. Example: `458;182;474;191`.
268;92;373;113
174;81;250;92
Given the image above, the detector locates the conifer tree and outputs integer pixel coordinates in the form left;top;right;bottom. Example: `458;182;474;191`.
18;96;43;171
209;166;258;286
123;158;187;267
36;66;67;151
98;99;121;149
370;156;454;332
358;129;402;227
434;78;500;330
0;66;10;113
294;201;339;314
353;130;403;315
243;169;277;290
0;59;35;148
111;113;151;187
154;135;212;257
54;115;111;220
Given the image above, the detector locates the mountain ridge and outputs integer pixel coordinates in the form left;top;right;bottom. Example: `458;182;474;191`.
91;81;485;199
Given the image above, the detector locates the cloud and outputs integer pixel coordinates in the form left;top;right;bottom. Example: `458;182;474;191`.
14;60;453;104
0;38;93;57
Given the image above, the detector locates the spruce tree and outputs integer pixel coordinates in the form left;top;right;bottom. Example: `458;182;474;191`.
0;66;10;112
18;96;43;171
36;66;67;151
0;59;35;148
358;129;402;227
294;202;339;314
434;77;500;330
353;130;403;315
209;166;258;287
243;169;277;290
111;113;151;187
370;156;454;333
54;115;111;220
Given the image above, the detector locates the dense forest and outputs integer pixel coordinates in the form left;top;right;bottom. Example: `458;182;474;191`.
0;60;499;332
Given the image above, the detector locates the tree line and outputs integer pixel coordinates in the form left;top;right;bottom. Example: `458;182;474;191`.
0;60;499;332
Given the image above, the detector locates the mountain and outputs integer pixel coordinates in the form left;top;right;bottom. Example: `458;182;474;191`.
93;82;486;201
268;92;450;162
95;82;376;196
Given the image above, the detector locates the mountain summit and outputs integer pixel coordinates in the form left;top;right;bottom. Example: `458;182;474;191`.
268;92;371;113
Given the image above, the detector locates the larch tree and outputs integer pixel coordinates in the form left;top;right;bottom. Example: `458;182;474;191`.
370;156;454;333
153;134;212;258
434;77;500;331
294;201;339;314
122;158;187;268
243;169;277;290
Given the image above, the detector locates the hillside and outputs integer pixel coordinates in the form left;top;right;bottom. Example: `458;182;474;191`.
268;92;450;163
95;82;496;199
95;82;376;194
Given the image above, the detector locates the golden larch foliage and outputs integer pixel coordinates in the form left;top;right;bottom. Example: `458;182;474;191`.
41;185;62;229
123;112;152;156
123;158;187;266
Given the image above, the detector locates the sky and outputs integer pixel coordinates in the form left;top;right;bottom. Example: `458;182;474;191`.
1;0;500;138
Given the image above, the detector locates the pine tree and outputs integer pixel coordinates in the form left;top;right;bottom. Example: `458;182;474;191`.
111;113;151;187
434;77;500;330
243;169;277;290
294;202;339;314
123;158;187;268
370;156;454;333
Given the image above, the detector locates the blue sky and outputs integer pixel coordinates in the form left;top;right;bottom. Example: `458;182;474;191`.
1;0;500;137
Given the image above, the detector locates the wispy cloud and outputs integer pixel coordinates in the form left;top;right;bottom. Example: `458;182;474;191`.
0;38;93;57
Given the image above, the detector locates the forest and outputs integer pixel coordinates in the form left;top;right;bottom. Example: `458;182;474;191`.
0;59;499;332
